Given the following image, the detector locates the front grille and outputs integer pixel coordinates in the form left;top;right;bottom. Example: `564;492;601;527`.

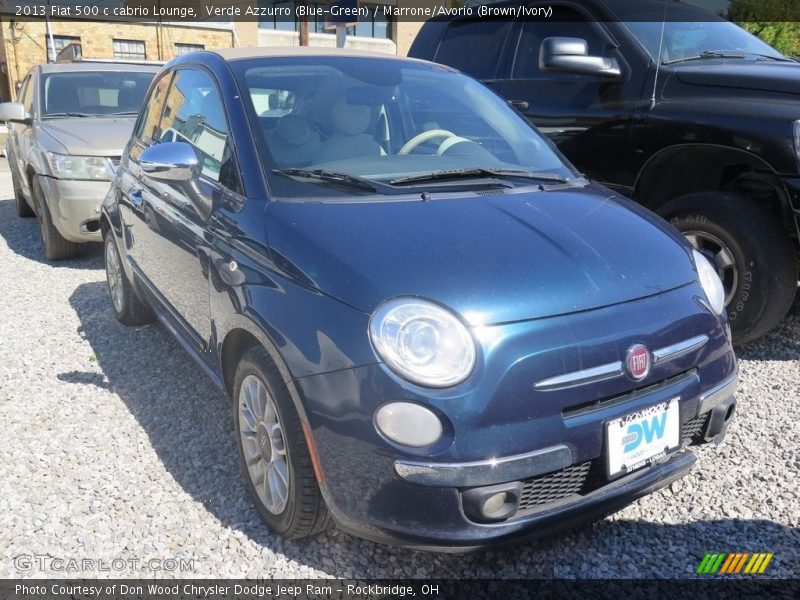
509;413;709;518
516;460;607;516
681;412;710;443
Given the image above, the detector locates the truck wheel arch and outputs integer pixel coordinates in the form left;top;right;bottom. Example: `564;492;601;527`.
632;143;792;224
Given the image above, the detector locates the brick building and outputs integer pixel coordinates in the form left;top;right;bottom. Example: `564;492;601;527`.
0;1;431;102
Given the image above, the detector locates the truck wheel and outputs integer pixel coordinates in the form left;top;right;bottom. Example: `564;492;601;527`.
233;346;331;539
104;233;155;326
658;192;797;345
11;169;34;218
32;179;78;261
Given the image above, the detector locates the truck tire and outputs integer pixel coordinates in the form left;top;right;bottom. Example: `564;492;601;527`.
11;169;34;218
33;179;78;261
658;192;797;345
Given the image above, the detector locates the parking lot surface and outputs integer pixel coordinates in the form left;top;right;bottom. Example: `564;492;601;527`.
0;159;798;578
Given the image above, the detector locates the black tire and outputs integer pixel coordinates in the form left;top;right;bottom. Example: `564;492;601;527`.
233;346;331;539
32;179;78;261
103;233;156;326
658;192;797;345
11;169;34;218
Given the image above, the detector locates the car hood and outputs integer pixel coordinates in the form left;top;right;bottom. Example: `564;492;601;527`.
674;60;800;94
40;117;136;157
264;185;697;326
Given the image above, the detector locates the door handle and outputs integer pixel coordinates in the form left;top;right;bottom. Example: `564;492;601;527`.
508;99;530;112
129;188;144;206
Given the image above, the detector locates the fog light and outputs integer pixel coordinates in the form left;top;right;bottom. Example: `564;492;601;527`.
482;492;508;515
375;402;442;448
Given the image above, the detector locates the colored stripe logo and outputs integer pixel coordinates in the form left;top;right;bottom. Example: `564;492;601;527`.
697;552;773;574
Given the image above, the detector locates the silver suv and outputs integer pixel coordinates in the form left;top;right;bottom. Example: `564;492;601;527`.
0;62;159;260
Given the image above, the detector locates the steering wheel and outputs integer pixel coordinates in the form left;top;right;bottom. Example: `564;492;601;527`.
399;129;459;155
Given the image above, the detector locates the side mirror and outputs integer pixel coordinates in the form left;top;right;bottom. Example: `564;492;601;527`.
139;142;201;182
0;102;31;124
539;37;622;80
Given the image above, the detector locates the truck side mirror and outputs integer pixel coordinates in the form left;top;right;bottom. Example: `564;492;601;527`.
539;37;622;80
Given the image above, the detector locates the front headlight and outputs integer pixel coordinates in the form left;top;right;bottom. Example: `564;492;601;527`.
369;298;476;387
46;152;114;180
693;249;725;315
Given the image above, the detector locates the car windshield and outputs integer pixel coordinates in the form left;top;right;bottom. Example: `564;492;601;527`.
41;71;156;118
232;56;578;200
623;21;785;64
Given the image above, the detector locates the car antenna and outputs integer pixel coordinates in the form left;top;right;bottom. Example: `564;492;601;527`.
649;0;669;110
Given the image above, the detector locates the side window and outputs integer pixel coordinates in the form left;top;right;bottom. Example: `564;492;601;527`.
157;68;241;193
134;72;172;146
434;19;512;80
513;9;609;78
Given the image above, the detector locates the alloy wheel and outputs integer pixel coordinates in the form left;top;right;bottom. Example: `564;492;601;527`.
105;240;124;313
238;374;290;515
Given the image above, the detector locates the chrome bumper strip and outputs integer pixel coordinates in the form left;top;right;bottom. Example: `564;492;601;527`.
394;444;573;487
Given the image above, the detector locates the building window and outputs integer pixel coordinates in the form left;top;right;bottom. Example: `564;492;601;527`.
113;39;146;60
46;35;81;60
175;43;205;56
258;2;392;40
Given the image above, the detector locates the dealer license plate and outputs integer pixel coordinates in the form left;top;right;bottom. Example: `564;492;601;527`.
605;399;680;478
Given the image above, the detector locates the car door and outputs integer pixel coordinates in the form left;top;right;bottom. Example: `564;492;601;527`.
494;3;649;191
125;67;244;361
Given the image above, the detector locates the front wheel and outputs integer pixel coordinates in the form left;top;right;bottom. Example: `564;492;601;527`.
33;179;77;261
659;192;797;345
104;233;155;326
233;347;330;539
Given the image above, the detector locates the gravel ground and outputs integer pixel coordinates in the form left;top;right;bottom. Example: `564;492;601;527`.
0;159;798;579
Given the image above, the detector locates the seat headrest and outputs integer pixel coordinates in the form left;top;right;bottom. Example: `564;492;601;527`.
274;115;315;148
331;99;371;137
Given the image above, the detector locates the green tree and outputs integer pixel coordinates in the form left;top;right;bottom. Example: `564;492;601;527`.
727;0;800;56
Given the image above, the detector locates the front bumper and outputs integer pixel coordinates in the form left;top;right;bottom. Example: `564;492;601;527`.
294;284;737;549
37;175;110;243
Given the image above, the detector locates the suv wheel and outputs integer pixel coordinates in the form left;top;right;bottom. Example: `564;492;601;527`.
32;179;77;261
233;347;330;539
659;192;797;345
11;169;34;218
104;233;155;326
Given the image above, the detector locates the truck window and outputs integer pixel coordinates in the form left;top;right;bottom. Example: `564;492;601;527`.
434;20;512;79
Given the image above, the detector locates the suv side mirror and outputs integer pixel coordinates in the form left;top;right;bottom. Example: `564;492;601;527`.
0;102;31;125
139;142;201;182
539;37;622;80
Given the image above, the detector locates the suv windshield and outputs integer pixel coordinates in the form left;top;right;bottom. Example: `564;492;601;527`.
41;71;155;118
624;21;785;64
232;56;578;199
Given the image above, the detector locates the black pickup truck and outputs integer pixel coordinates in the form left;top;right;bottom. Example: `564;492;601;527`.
409;0;800;344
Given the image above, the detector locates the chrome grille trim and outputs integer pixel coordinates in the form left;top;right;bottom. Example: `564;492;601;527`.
534;334;709;391
534;361;623;391
652;334;709;364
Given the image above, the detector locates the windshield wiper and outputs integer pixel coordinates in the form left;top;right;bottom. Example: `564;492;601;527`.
390;168;570;186
750;53;795;62
663;50;745;65
273;168;388;193
104;111;140;116
43;112;94;118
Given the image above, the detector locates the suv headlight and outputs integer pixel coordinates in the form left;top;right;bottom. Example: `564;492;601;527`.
369;298;476;387
46;152;114;180
693;250;725;315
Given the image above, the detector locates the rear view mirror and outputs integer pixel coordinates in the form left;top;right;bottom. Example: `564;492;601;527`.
0;102;31;124
139;142;201;182
539;37;622;80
